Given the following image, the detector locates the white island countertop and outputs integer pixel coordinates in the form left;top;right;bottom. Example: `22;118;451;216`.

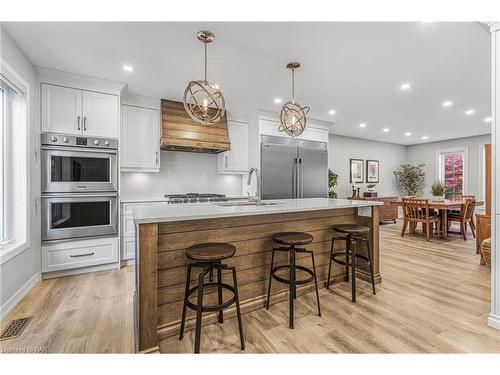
132;198;383;224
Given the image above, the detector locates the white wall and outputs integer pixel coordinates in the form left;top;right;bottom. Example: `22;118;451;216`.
406;134;491;198
0;26;40;318
120;151;243;199
329;134;407;198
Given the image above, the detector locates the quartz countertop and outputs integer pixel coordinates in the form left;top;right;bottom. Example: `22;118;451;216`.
132;198;383;224
120;195;248;204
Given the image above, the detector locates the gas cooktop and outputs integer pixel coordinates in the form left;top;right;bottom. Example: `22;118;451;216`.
164;193;228;204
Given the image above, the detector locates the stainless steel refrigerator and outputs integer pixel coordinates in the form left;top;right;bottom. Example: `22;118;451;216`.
261;135;328;199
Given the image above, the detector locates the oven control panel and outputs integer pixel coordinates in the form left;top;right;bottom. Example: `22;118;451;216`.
41;133;118;150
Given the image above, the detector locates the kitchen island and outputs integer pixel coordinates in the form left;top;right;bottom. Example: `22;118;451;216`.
132;198;383;353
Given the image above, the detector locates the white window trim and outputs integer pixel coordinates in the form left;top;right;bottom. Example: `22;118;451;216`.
0;57;31;265
435;146;469;195
478;144;487;203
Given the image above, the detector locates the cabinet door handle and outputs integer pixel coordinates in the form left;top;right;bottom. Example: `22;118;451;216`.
83;117;87;131
156;152;159;165
77;116;81;130
225;155;228;168
70;252;95;258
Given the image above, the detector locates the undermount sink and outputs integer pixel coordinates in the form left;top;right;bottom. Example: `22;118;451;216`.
214;200;282;207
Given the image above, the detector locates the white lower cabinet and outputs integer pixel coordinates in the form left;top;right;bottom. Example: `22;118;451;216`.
120;201;164;261
42;236;118;273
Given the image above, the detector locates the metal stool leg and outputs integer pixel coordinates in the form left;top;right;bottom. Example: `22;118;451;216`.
326;236;334;289
217;263;224;323
345;235;351;282
179;264;192;340
231;266;245;350
194;267;208;354
351;238;357;303
266;248;275;309
365;239;376;295
289;245;296;329
308;250;321;316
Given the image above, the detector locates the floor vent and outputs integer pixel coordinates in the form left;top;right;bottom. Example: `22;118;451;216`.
0;317;31;341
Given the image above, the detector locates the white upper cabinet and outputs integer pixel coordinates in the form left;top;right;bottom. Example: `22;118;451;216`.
41;84;82;134
82;91;119;137
41;83;119;138
121;104;160;172
217;120;249;174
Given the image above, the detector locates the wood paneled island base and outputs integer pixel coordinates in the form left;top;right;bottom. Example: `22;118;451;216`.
134;202;381;353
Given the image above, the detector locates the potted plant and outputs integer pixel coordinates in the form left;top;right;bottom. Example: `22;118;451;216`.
431;180;446;201
328;169;338;199
393;163;426;197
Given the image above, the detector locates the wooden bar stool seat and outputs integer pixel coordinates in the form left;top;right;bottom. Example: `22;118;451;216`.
327;225;376;303
185;242;236;261
266;231;321;329
179;242;244;353
272;232;313;245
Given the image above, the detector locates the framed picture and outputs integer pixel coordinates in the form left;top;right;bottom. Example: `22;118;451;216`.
366;160;379;183
350;159;364;183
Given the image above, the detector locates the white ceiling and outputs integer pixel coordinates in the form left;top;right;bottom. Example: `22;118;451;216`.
2;22;491;145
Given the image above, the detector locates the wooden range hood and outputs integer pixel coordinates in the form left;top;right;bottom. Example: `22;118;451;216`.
161;99;230;153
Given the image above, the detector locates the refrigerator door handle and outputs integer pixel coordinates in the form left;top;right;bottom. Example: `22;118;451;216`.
293;158;297;198
299;158;304;198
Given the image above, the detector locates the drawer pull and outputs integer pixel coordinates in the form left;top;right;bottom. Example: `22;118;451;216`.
70;252;95;258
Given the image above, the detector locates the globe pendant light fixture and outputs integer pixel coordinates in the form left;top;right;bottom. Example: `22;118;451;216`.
183;30;226;125
278;62;310;137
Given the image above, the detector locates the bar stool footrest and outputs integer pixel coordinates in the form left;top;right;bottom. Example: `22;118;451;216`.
331;252;370;267
271;264;315;285
185;282;236;312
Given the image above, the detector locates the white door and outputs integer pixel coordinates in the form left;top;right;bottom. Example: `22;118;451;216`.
121;105;160;171
41;84;82;134
82;91;119;137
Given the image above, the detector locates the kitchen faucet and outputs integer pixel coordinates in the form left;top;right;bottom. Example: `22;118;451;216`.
247;167;261;205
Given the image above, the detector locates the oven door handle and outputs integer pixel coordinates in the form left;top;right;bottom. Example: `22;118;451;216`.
41;193;117;199
41;145;117;154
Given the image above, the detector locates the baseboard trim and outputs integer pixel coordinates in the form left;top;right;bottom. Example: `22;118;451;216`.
487;313;500;330
0;273;40;321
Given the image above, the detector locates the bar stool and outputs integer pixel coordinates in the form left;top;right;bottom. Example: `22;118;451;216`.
266;232;321;329
326;224;376;303
179;242;245;353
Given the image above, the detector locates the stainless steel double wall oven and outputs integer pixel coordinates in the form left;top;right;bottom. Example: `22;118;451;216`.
41;133;118;241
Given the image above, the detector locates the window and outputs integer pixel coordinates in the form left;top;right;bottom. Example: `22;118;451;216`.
437;148;468;198
0;70;28;256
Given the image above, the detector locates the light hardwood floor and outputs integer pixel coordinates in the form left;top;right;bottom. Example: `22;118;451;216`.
1;221;498;353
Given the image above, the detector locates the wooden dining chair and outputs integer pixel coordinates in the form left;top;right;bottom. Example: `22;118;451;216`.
401;198;441;241
448;198;476;241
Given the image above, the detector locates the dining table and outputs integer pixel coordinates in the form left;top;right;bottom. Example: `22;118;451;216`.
391;199;484;239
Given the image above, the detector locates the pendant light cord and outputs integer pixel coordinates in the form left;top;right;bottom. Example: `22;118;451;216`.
291;68;295;103
204;42;208;82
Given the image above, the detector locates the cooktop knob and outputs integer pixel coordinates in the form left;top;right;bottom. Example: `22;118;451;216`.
104;140;110;146
93;139;100;146
62;137;69;143
50;136;58;142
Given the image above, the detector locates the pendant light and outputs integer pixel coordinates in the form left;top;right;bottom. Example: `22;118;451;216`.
278;62;310;137
183;30;226;125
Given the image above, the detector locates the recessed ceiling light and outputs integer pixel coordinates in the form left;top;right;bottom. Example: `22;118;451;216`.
404;132;411;136
484;117;492;123
383;128;390;132
465;109;475;115
328;109;336;115
122;64;134;72
400;83;411;90
421;136;429;140
442;101;453;107
274;98;282;104
359;123;366;128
